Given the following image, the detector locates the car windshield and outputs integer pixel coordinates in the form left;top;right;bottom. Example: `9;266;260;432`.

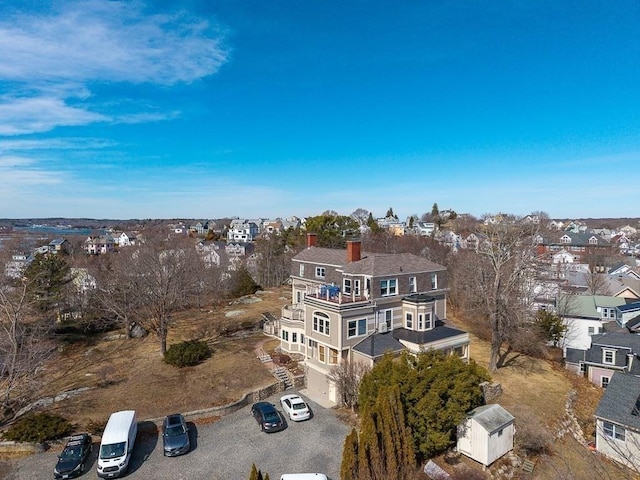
60;447;81;460
100;442;126;459
292;403;307;410
165;425;186;437
263;411;279;422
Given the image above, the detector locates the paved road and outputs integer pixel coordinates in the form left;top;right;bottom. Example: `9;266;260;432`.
4;393;349;480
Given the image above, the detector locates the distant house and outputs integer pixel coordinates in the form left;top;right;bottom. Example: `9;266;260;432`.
48;238;70;254
535;232;612;267
115;232;137;247
84;235;116;255
227;220;259;242
456;404;515;467
414;222;436;236
594;372;640;471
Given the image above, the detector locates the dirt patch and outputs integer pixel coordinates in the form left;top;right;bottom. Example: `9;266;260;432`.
23;287;291;429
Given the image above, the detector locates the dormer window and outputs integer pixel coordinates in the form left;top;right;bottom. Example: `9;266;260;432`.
603;349;615;365
589;236;598;245
344;279;352;294
315;267;326;279
560;235;571;244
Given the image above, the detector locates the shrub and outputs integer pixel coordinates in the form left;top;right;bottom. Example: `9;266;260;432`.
2;413;73;443
164;340;211;367
85;418;108;436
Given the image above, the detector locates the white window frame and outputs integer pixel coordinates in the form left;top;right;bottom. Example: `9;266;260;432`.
312;312;330;336
381;278;397;296
431;273;438;290
299;264;304;276
348;319;367;338
602;349;615;365
315;266;326;279
601;376;611;388
602;420;625;441
292;332;297;343
354;279;361;296
405;312;413;329
409;276;417;293
343;278;352;295
282;330;289;341
425;312;432;329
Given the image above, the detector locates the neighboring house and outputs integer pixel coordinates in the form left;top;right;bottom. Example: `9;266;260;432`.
83;235;116;255
262;220;283;236
195;241;222;268
556;294;628;351
115;232;137;247
535;232;612;267
594;372;640;472
4;253;32;278
565;333;640;387
414;222;436;236
48;238;70;254
456;404;515;467
617;302;640;328
227;220;259;242
277;234;469;406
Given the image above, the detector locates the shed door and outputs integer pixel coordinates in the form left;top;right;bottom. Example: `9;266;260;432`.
457;422;472;455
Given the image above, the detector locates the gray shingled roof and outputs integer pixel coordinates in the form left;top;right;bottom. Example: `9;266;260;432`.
352;331;405;358
293;247;446;275
393;325;467;345
565;348;586;364
467;404;514;434
595;372;640;430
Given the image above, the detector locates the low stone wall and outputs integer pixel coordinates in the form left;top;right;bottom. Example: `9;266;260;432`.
480;381;503;402
0;440;46;454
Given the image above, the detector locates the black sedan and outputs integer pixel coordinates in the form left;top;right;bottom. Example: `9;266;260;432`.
53;433;93;479
251;401;284;433
162;413;191;457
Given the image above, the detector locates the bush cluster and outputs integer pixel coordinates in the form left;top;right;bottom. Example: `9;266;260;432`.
2;413;73;443
164;340;211;367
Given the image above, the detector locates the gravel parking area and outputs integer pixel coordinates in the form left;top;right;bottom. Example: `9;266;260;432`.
3;392;350;480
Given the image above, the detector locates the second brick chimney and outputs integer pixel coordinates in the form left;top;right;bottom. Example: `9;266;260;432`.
347;240;361;263
306;233;317;248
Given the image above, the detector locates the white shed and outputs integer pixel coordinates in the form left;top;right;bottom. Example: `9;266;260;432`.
456;404;515;467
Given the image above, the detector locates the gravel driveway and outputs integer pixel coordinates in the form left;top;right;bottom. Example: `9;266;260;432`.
4;392;350;480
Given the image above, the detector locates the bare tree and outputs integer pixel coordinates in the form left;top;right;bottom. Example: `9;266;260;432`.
450;216;539;371
350;208;370;227
125;230;205;354
328;359;371;410
0;263;54;414
584;271;612;296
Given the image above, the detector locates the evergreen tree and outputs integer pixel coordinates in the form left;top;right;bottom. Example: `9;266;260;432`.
23;252;71;320
249;464;259;480
358;351;490;461
340;428;359;480
305;214;360;248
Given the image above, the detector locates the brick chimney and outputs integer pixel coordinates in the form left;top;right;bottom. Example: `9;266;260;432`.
347;240;361;263
306;233;317;248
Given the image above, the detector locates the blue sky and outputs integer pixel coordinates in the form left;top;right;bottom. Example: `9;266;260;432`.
1;1;640;220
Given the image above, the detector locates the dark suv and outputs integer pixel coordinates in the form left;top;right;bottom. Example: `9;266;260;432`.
54;433;93;479
162;413;190;457
251;402;284;433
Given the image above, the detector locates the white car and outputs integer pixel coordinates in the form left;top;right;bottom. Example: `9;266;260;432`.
280;394;311;421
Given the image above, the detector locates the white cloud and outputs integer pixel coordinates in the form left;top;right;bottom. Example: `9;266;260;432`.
0;1;228;85
0;1;228;135
0;97;108;136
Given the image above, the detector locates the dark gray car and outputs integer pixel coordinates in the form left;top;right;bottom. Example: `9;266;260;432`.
162;414;190;457
250;402;284;433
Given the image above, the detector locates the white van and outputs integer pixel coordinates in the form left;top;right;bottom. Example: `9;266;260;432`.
280;475;328;480
97;410;137;478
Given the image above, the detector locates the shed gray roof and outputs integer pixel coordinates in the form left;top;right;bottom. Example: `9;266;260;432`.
467;404;515;434
595;372;640;431
565;348;586;364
